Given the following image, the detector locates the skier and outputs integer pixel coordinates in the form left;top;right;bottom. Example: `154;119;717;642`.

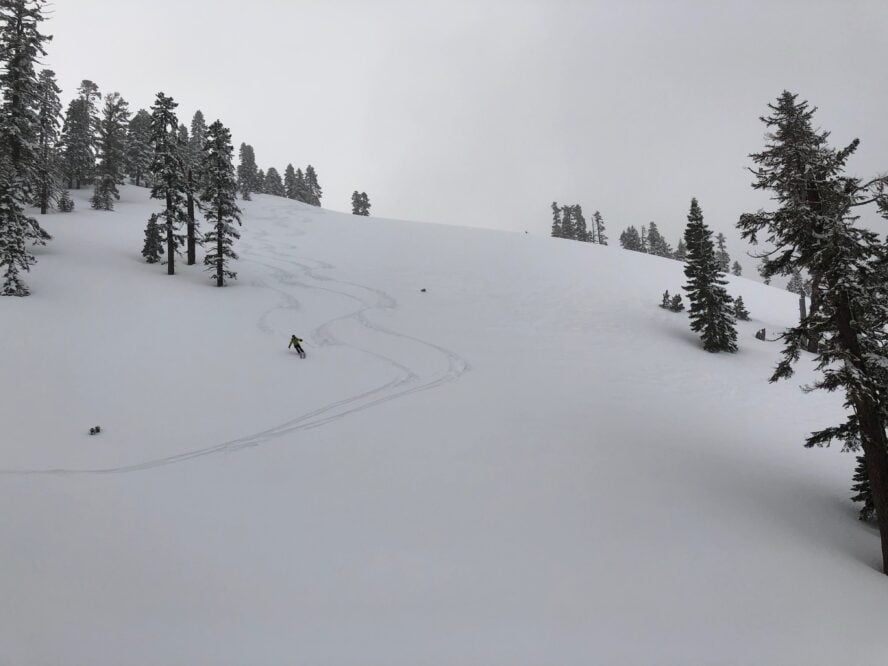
288;334;306;358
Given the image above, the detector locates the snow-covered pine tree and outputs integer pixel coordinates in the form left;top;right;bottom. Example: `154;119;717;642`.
125;109;153;187
619;225;642;251
731;260;742;276
265;167;284;196
669;294;684;312
200;120;241;287
851;456;876;522
148;92;188;275
33;68;62;214
733;296;750;320
73;79;100;185
738;91;888;572
294;167;310;203
575;205;591;242
660;290;670;308
175;122;200;265
57;189;73;211
715;232;731;272
91;92;130;211
236;143;257;200
141;213;162;263
283;163;298;199
757;259;771;285
352;191;361;215
560;205;576;240
647;221;672;257
254;168;266;194
305;164;322;205
0;0;52;296
360;192;370;215
593;210;607;245
786;270;807;295
60;98;92;189
187;110;208;195
683;197;737;352
550;201;562;238
673;238;688;261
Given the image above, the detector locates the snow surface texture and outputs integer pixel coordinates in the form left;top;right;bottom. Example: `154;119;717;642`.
1;187;886;665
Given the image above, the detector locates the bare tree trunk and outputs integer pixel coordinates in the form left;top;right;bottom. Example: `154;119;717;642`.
186;167;196;265
215;208;223;287
166;192;175;276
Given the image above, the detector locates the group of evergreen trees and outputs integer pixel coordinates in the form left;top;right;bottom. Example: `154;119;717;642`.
550;202;607;244
621;221;743;275
237;149;322;205
351;191;370;215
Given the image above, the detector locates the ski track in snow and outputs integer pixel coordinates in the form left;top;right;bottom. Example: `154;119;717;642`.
1;208;470;476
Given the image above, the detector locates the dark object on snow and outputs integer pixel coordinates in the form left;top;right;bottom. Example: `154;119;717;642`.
89;425;102;435
754;328;766;341
420;288;426;293
288;334;306;358
659;290;684;312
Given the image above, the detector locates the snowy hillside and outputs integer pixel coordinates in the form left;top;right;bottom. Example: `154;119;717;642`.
1;186;886;665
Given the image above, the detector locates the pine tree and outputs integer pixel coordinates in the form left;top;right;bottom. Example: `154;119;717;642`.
254;168;265;194
669;294;685;312
851;456;876;522
265;167;284;196
660;290;671;308
733;296;750;321
60;98;93;189
304;164;322;205
141;213;162;263
673;238;688;261
148;92;188;275
236;143;257;200
574;204;590;241
125;109;153;187
738;91;888;572
352;190;362;215
57;189;73;211
562;205;577;239
293;167;310;203
200;120;241;287
359;192;370;216
91;92;130;211
550;201;562;238
283;163;298;199
593;210;607;245
647;221;672;257
0;0;52;296
731;260;742;276
619;225;642;251
757;259;771;285
683;198;737;352
715;232;731;272
33;68;62;214
187;110;208;192
640;224;648;253
786;270;806;295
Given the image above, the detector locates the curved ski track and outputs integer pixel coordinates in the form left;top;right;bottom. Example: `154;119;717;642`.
1;209;470;475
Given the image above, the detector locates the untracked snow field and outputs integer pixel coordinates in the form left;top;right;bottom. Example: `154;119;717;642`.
1;187;887;664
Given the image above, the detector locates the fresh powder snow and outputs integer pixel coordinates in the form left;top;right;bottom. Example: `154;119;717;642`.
1;186;886;664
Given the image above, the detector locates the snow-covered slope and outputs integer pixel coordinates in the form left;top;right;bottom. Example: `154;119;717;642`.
1;186;886;665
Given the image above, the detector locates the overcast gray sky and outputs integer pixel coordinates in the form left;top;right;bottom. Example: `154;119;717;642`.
48;0;888;269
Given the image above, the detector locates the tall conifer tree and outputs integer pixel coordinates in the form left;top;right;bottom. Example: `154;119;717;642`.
125;109;152;187
148;92;188;275
738;91;888;571
0;0;52;296
200;120;241;287
683;198;737;352
33;68;62;214
91;92;129;210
